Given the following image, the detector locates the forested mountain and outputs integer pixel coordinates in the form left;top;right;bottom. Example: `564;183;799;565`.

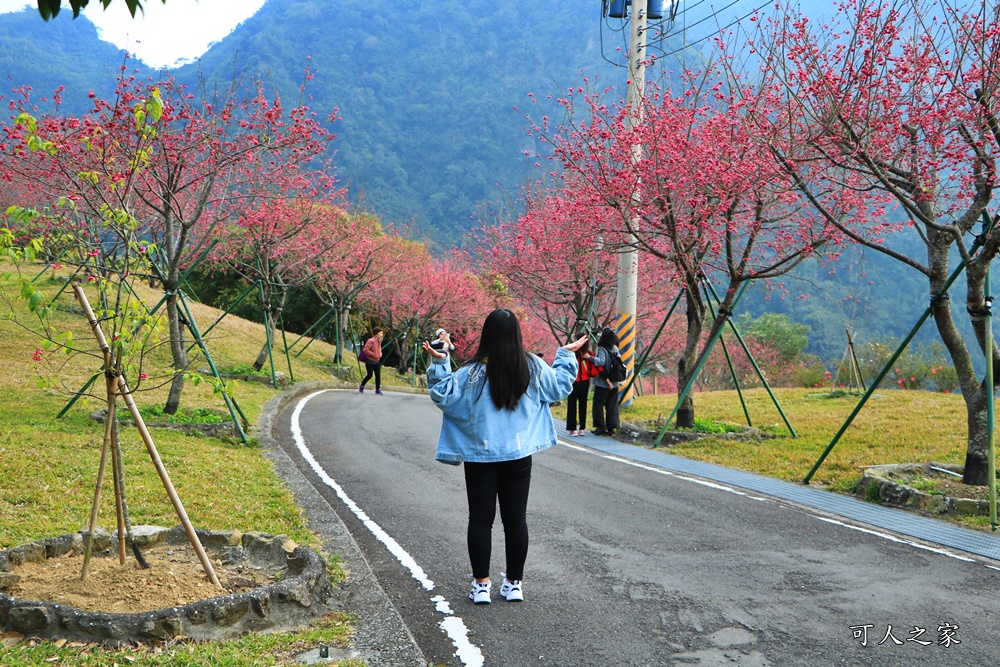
0;8;126;109
0;1;967;364
0;1;708;243
176;0;668;243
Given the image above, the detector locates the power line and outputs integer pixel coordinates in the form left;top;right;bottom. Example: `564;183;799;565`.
652;0;776;61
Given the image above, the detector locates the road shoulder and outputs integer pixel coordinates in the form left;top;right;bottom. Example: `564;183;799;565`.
258;381;428;667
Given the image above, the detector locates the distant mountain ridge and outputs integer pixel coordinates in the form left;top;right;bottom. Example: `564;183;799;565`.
0;8;127;109
0;1;696;243
176;0;640;243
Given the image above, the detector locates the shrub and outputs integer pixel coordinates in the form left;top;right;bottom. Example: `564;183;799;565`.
793;354;829;388
856;339;958;392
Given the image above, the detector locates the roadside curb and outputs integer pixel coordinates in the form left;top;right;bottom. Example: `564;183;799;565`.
258;381;429;667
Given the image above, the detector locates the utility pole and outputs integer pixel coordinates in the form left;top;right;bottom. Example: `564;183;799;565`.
617;0;648;406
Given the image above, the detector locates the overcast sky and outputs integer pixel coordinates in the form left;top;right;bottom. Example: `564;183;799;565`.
0;0;266;68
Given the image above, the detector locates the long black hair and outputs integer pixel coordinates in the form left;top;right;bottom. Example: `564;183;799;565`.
467;309;532;410
597;327;618;350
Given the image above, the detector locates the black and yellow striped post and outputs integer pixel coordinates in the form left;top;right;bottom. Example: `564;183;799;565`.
616;311;637;405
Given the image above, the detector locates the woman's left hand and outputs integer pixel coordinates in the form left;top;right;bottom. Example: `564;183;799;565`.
561;336;589;353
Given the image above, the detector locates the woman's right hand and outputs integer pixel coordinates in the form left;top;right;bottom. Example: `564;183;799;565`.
423;340;448;359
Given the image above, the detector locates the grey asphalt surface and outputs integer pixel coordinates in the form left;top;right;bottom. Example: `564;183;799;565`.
264;385;1000;666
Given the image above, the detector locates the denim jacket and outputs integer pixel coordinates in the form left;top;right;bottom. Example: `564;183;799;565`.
592;345;620;389
427;347;578;465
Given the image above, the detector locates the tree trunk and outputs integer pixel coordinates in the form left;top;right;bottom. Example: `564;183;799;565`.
960;256;998;485
963;387;991;485
676;288;706;428
253;286;287;371
929;226;994;485
163;293;188;415
251;313;273;371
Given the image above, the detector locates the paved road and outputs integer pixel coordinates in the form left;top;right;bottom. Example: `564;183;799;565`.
272;388;1000;666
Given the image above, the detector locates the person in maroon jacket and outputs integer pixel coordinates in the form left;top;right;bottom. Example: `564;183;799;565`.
359;328;385;395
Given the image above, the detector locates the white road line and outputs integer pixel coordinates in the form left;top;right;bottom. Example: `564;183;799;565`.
811;516;976;562
559;439;984;566
559;439;773;501
291;390;485;667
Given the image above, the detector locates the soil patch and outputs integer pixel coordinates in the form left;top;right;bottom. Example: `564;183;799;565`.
903;469;995;501
8;543;268;614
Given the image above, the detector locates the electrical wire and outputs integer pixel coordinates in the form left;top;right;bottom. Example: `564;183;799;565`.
649;0;777;61
602;0;764;70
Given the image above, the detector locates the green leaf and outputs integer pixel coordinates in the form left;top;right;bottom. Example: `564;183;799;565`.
147;87;163;123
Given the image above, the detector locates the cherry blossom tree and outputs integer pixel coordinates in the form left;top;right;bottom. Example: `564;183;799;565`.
479;183;621;344
289;209;401;362
745;0;1000;484
526;75;843;423
2;66;340;412
209;196;342;373
358;238;492;369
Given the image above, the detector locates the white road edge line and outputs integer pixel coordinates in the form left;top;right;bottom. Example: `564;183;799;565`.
559;439;982;566
559;439;772;501
811;516;976;562
291;390;485;667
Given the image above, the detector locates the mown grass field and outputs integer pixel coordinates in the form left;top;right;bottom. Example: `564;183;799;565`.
619;388;966;488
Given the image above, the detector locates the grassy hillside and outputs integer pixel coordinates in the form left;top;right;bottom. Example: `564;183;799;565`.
0;266;366;665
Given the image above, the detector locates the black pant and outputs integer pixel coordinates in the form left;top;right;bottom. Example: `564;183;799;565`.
592;385;619;432
360;362;381;390
566;380;590;431
464;456;532;581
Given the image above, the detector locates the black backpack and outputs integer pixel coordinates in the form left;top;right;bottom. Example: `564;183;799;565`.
600;347;628;383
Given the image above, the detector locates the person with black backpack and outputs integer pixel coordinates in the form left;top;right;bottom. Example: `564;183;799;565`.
589;327;626;436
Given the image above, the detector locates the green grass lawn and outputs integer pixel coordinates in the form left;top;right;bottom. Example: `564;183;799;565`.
0;270;365;666
616;388;967;490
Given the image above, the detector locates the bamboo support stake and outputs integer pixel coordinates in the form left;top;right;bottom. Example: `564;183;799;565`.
108;393;127;565
73;283;222;589
116;374;222;588
80;401;113;581
82;288;120;580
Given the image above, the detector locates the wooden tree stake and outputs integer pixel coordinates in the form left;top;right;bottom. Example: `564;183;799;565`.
73;282;222;589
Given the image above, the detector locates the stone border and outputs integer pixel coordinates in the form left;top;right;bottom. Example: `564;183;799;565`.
615;420;777;448
0;527;333;645
856;462;991;516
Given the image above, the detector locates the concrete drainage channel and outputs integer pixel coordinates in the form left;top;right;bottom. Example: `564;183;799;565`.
0;526;334;646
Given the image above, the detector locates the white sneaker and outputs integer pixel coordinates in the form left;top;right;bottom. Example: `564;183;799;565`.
469;580;492;604
500;578;523;602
